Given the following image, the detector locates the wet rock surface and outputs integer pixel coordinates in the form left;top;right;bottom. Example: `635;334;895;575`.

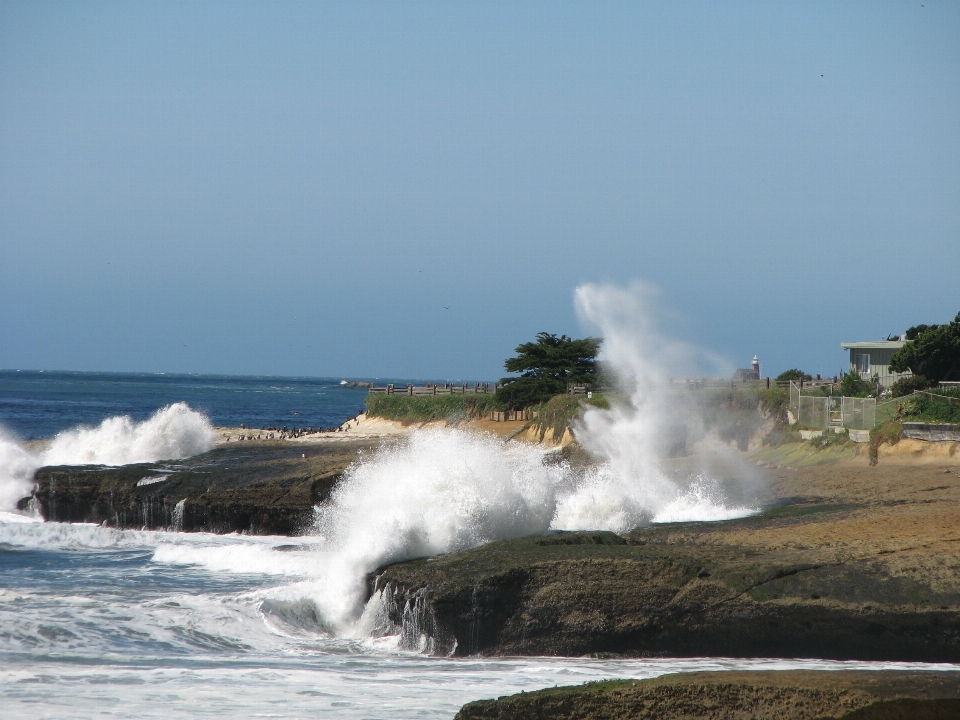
22;439;376;535
455;670;960;720
375;461;960;661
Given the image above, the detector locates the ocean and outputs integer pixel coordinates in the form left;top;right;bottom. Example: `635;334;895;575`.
0;370;377;440
0;370;956;718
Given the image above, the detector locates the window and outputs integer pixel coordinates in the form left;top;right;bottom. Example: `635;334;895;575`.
855;353;870;375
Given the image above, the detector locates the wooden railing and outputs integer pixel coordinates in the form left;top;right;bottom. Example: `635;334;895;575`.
368;382;499;396
488;409;537;422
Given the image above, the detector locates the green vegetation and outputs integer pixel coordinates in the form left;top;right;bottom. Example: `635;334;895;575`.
889;312;960;383
364;393;502;424
808;427;853;450
696;386;789;451
776;368;812;382
890;374;934;397
869;419;904;465
903;387;960;423
496;332;601;410
838;371;879;398
524;392;611;443
751;438;861;467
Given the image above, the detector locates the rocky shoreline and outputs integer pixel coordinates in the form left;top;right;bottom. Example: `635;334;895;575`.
13;419;960;716
368;450;960;663
21;438;380;535
455;670;960;719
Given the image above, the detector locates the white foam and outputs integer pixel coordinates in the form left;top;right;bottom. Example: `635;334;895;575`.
569;281;761;529
0;403;216;511
136;474;172;487
297;428;562;635
0;430;41;513
0;518;155;551
0;509;42;525
41;402;216;467
651;476;758;524
152;541;324;577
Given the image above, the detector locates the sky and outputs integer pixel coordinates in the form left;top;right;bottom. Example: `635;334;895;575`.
1;1;957;381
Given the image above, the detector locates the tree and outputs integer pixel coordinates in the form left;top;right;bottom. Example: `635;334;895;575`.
889;312;960;384
776;369;812;382
495;332;601;409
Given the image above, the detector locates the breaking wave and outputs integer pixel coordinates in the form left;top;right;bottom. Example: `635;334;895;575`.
0;430;40;513
150;422;754;641
150;282;760;641
0;403;216;511
41;403;216;467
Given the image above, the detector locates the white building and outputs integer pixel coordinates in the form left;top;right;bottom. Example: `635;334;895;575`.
840;340;911;388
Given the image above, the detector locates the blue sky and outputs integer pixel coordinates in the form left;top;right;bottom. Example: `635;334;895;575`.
1;1;957;381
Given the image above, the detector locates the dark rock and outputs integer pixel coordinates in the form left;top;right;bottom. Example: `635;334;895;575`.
373;504;960;660
22;439;376;535
455;670;960;720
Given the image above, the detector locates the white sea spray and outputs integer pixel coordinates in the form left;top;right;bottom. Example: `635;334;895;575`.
0;429;41;513
228;282;761;637
0;403;216;511
41;402;216;467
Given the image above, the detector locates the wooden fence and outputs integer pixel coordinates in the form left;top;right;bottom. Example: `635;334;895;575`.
488;409;537;422
368;383;499;396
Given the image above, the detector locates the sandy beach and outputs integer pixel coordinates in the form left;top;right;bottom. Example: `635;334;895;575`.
216;411;532;444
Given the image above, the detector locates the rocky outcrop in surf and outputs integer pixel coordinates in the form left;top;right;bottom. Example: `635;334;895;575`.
363;579;458;656
372;494;960;660
22;440;377;535
455;671;960;720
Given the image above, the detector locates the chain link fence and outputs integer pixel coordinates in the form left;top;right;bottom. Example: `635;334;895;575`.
789;381;876;430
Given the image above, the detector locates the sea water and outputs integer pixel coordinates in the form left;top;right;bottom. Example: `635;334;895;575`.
3;515;957;720
1;371;957;718
0;370;379;440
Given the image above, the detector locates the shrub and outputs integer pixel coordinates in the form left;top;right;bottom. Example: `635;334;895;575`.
905;389;960;423
776;369;812;382
838;373;876;398
890;375;934;397
365;393;502;424
526;392;610;444
869;419;904;465
808;428;852;450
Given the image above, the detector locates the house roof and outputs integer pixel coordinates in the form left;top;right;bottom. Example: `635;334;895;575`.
840;341;905;350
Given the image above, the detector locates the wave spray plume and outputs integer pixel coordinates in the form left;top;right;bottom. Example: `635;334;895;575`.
559;281;760;531
237;282;759;641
